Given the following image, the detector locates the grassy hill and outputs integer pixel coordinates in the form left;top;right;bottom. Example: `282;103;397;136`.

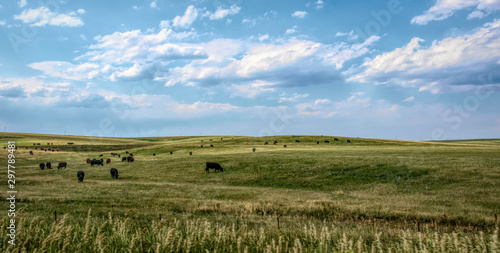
1;132;499;252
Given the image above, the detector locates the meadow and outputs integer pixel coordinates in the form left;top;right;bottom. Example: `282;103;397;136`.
0;132;499;252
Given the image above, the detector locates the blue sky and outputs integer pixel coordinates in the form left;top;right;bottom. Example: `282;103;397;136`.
0;0;499;140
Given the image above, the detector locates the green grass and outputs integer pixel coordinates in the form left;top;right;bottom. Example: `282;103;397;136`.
0;132;499;252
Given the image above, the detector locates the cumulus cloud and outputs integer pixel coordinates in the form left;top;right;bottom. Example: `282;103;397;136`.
296;99;337;118
230;80;276;98
203;5;240;20
0;20;6;26
291;11;308;18
172;5;198;28
285;25;298;35
18;0;27;8
411;0;500;25
349;20;500;93
14;7;84;27
258;34;269;42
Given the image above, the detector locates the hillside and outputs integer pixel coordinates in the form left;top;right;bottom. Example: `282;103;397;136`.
1;132;499;251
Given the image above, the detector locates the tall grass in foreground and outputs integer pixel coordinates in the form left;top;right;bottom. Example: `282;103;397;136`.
1;210;498;252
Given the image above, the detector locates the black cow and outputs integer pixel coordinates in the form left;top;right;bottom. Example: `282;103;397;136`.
295;140;300;143
325;140;330;143
273;141;278;144
153;153;156;156
284;145;287;148
39;163;45;170
334;138;339;141
127;156;134;162
129;153;133;156
29;151;33;155
210;144;214;147
252;148;256;152
110;168;118;179
118;154;121;158
122;157;127;162
46;162;52;169
170;151;173;154
206;162;223;173
99;154;103;157
77;171;85;182
91;159;104;166
189;152;192;156
347;140;351;143
201;145;204;148
125;151;129;154
317;141;319;144
264;142;269;145
58;162;67;169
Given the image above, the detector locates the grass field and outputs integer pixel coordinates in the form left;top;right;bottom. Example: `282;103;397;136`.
1;132;499;252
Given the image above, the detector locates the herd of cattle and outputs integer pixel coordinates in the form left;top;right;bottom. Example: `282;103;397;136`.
16;137;354;182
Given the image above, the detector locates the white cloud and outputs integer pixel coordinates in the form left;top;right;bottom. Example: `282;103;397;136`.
242;18;257;26
335;30;359;41
285;25;298;35
258;34;269;42
14;7;84;27
29;61;103;80
150;1;157;9
296;99;337;118
279;93;309;102
167;101;239;115
205;5;240;20
230;80;275;98
0;20;6;26
403;96;415;102
172;5;198;28
349;20;500;92
411;0;500;25
159;20;170;29
77;9;85;15
18;0;27;8
291;11;308;18
467;10;486;19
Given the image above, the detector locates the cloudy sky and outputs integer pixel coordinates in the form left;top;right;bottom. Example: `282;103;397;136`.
1;0;499;140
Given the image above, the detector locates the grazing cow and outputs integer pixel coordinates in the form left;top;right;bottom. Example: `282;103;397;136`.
129;153;133;156
48;149;51;151
189;151;192;156
221;138;223;140
170;151;173;154
205;162;223;173
39;163;45;170
118;154;121;158
58;162;67;169
44;150;47;152
325;140;330;143
77;171;85;182
106;158;111;164
126;151;129;154
153;153;156;156
91;159;104;166
210;144;214;147
86;158;91;164
295;140;300;143
127;156;134;162
33;143;35;145
25;147;28;149
52;150;55;152
273;141;278;144
347;140;351;143
67;142;74;145
122;157;127;162
35;148;37;150
317;141;319;144
334;138;339;141
201;145;203;148
46;162;52;169
110;168;118;179
37;143;40;145
51;143;53;145
209;139;212;141
284;145;287;148
47;143;50;145
264;142;269;145
99;154;103;157
29;151;33;155
3;147;5;149
253;148;256;152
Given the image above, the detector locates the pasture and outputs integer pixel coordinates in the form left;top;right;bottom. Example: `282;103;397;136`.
1;132;499;252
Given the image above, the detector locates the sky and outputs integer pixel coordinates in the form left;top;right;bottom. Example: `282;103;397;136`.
0;0;499;140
